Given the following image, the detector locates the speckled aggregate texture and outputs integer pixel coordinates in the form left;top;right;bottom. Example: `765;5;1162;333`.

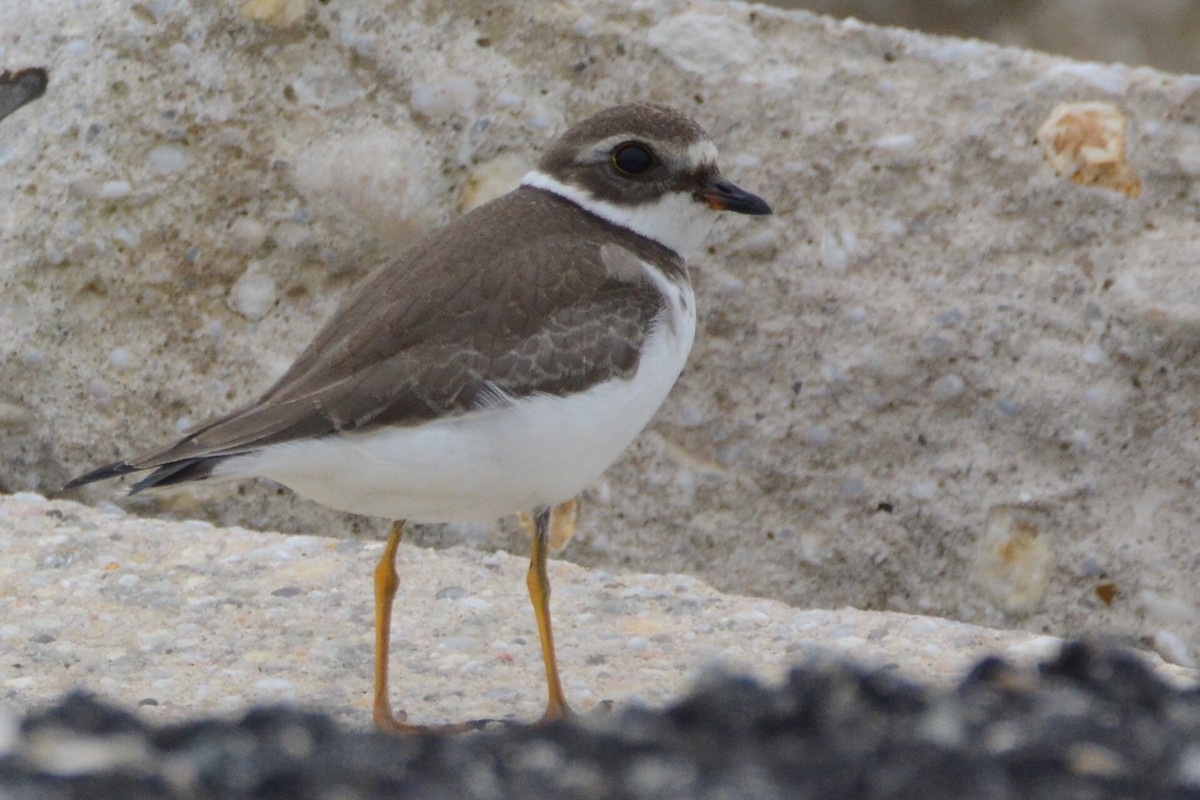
4;0;1200;670
16;493;1183;729
2;642;1200;799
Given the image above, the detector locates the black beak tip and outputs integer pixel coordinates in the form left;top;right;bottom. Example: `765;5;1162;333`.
704;177;773;216
738;193;773;216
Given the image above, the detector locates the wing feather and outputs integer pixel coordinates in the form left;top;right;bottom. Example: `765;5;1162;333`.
122;188;680;471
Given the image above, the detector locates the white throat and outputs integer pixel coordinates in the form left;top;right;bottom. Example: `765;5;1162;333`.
521;170;716;258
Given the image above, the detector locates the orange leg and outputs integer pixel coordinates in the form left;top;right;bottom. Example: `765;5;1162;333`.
528;506;572;721
372;521;415;732
372;520;484;734
372;512;571;733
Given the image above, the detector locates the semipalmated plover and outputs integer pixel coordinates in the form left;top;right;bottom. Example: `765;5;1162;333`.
67;102;772;732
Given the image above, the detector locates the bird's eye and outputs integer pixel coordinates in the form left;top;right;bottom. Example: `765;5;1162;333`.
611;142;656;176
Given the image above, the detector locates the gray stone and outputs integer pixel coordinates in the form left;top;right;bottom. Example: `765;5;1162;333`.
4;643;1199;799
4;1;1200;669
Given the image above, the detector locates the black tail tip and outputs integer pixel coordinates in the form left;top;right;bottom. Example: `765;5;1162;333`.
64;457;222;494
127;459;217;493
62;462;138;491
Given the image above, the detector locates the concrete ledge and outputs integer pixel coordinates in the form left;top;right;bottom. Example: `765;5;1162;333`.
7;0;1200;667
1;493;1191;728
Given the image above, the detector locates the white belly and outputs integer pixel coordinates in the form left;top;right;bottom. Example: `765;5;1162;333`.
218;280;696;523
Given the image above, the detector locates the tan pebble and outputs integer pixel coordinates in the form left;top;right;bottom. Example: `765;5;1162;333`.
239;0;308;27
973;505;1054;614
1036;101;1141;197
621;618;666;635
459;153;530;214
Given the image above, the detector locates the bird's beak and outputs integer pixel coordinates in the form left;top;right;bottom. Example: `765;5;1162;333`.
699;175;773;215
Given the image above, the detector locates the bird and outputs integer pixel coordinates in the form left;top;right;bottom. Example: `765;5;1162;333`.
65;102;773;733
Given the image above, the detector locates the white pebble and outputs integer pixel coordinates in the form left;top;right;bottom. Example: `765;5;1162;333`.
819;229;857;272
935;308;964;326
290;69;363;110
572;13;596;35
909;481;937;501
731;610;769;629
227;269;278;321
839;478;865;497
409;78;480;118
99;180;132;199
107;347;134;371
932;374;966;402
229;217;268;252
439;635;481;652
218;127;248;148
802;425;832;447
676;403;705;428
871;133;916;152
112;227;140;248
494;92;522;111
1153;630;1195;668
145;144;190;174
69;179;133;200
857;345;911;381
1081;344;1106;365
996;398;1021;415
1082;386;1111;408
1005;635;1062;662
522;102;553;129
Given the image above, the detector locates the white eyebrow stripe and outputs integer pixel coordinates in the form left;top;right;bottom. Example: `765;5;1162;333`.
686;139;719;165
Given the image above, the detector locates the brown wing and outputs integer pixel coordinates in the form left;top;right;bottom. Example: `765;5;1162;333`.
123;187;680;469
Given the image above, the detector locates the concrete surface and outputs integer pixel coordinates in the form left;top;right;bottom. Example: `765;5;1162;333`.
2;492;1191;728
3;1;1200;667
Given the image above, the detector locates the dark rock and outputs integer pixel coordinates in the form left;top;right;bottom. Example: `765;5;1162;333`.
2;642;1198;799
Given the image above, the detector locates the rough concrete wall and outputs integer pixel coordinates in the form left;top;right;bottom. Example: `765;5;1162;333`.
3;1;1200;664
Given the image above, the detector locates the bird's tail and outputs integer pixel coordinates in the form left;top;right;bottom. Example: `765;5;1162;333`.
63;456;224;494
